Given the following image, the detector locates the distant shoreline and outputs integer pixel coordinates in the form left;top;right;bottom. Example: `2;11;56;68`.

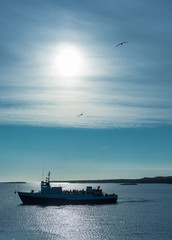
51;176;172;184
1;176;172;184
1;182;26;184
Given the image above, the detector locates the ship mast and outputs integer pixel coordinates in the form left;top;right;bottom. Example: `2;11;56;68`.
46;171;51;183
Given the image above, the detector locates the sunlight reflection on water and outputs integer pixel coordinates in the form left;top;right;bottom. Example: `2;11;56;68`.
29;205;119;240
0;183;172;240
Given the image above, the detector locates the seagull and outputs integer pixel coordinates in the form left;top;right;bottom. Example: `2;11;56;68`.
116;41;128;47
77;112;84;117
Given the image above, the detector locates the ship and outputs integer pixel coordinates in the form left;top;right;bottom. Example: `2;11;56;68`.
17;171;118;205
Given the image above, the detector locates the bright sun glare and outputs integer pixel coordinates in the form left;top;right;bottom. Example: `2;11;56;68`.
56;46;83;77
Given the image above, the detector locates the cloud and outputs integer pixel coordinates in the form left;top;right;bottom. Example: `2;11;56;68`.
0;0;172;128
0;74;172;128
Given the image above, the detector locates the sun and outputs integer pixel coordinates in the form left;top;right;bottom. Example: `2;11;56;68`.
56;46;83;77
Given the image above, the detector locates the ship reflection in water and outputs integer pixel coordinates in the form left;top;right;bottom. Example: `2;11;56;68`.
17;172;118;205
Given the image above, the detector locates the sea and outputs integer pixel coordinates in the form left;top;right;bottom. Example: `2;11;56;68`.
0;182;172;240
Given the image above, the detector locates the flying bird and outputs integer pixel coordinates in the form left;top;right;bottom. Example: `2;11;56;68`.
77;112;84;117
116;41;128;47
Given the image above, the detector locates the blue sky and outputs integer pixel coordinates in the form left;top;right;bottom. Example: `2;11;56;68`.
0;0;172;181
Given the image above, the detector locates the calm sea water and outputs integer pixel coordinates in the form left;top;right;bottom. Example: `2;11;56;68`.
0;182;172;240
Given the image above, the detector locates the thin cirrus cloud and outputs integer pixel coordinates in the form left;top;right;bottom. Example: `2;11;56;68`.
0;76;171;128
0;0;172;128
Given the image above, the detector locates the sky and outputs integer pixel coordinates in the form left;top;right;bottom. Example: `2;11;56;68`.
0;0;172;181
